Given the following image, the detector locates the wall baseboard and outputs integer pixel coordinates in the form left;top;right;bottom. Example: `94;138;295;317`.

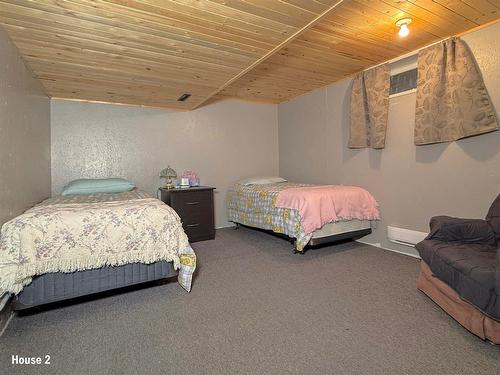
0;296;13;337
216;224;236;229
356;239;421;259
0;294;9;311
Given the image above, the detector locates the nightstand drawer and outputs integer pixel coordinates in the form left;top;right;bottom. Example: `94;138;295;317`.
183;221;215;242
170;191;211;216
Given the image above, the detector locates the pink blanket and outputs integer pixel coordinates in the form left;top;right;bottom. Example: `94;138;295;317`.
275;185;380;234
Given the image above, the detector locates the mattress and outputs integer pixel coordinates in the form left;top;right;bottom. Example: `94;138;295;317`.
13;261;177;310
227;182;373;251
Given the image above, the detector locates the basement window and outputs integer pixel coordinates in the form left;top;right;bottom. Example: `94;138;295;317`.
390;68;417;96
389;55;417;97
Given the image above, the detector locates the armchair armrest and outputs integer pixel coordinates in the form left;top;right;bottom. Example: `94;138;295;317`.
427;216;497;245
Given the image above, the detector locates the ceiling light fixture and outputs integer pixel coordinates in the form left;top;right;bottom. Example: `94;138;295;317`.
396;18;412;38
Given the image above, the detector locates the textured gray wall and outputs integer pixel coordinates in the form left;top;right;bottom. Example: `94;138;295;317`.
51;99;278;227
0;28;51;226
278;23;500;256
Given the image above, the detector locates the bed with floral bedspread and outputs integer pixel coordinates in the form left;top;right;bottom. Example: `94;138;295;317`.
0;189;196;297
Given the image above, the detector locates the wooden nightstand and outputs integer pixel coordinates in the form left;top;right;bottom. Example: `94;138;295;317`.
159;186;215;243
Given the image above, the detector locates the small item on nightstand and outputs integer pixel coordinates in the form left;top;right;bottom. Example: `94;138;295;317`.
182;170;200;187
160;166;177;189
180;178;190;188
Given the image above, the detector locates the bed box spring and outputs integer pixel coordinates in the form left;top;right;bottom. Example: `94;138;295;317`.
12;261;177;310
308;228;372;246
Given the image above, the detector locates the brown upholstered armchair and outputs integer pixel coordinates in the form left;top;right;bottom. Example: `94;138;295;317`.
415;194;500;343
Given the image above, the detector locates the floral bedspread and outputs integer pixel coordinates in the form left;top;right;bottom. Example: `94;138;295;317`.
227;182;312;251
0;190;196;295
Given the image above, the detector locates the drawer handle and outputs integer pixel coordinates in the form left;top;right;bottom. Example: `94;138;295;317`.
186;223;200;227
186;201;200;205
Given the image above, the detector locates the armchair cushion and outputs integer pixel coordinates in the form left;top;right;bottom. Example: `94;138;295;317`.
416;240;498;320
426;216;497;246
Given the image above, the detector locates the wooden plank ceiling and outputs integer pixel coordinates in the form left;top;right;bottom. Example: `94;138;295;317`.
218;0;500;103
0;0;344;110
0;0;498;109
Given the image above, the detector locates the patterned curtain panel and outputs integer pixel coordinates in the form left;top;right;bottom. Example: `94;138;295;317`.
415;37;498;145
349;64;390;149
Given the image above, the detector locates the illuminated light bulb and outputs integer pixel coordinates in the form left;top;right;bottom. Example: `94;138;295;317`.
399;23;410;37
396;18;412;38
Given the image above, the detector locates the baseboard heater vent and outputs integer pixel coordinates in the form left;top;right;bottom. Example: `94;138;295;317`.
387;226;428;247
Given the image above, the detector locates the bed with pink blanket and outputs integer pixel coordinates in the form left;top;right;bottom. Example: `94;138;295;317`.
226;180;380;252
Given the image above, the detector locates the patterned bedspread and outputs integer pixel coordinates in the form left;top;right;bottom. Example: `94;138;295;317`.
227;182;313;251
0;190;196;295
227;182;377;252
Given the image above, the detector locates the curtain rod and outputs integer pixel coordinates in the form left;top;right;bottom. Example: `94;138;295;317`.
362;18;500;72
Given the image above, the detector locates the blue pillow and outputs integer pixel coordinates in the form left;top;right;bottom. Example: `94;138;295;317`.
62;178;135;196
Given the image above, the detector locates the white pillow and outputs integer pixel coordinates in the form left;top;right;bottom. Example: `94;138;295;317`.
238;176;287;186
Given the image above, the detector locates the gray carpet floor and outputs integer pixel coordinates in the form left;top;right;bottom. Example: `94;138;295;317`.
0;227;499;374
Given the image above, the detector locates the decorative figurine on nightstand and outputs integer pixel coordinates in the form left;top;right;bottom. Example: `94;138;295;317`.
160;166;177;189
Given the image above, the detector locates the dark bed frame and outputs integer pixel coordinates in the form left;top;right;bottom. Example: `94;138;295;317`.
12;261;177;311
233;222;372;253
